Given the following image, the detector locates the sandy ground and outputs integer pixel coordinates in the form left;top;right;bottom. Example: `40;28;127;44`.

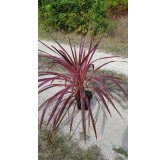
38;40;128;160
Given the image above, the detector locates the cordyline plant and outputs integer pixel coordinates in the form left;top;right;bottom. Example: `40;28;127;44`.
38;33;127;143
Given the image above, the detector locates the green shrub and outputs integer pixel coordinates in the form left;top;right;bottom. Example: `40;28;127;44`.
108;0;128;18
38;0;111;34
38;0;128;35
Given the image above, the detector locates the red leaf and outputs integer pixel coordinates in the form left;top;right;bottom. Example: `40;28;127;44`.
85;96;97;139
97;87;124;120
103;75;128;99
53;94;74;130
46;85;72;126
80;86;86;144
70;102;77;133
92;87;112;117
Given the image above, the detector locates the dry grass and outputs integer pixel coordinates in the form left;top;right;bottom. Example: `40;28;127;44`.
110;17;128;43
38;17;128;58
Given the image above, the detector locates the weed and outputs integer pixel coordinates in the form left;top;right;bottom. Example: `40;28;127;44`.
113;147;128;158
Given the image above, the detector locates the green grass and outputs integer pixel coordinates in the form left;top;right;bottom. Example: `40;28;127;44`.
39;129;105;160
113;147;128;158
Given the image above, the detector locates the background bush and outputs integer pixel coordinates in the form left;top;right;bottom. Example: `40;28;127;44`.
38;0;128;35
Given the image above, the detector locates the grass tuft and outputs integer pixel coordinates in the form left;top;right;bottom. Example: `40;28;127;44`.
113;147;128;158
